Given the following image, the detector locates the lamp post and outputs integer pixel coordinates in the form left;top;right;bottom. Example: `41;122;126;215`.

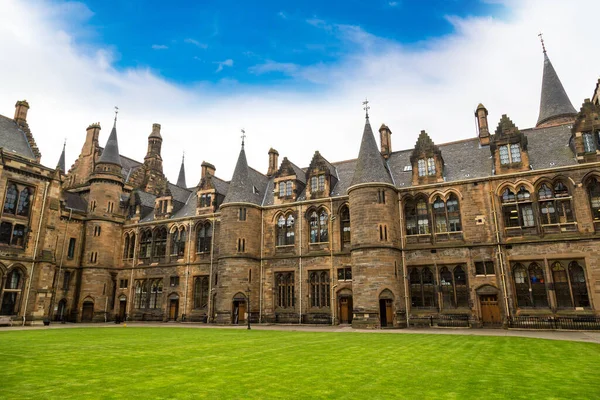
246;286;251;330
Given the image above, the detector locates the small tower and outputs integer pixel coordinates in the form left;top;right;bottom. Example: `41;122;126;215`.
475;103;490;146
144;123;164;172
348;99;403;329
379;124;392;159
267;148;279;177
56;140;66;173
214;131;262;325
176;153;187;188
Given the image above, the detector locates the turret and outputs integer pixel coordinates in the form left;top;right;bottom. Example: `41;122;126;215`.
176;153;186;188
267;148;279;176
144;123;163;172
475;103;490;146
379;124;392;159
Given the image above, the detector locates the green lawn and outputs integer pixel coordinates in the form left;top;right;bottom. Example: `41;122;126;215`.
1;327;599;399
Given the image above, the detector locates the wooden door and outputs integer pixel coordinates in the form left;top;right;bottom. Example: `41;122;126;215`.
339;298;349;323
480;295;501;325
238;301;246;323
169;299;179;320
119;300;126;320
82;302;94;322
385;300;393;326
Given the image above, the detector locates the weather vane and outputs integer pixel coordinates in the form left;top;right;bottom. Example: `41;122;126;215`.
114;106;119;126
537;32;546;54
241;128;246;149
362;98;370;119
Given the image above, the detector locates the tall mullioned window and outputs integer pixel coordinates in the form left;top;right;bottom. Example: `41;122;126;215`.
309;270;330;308
196;222;212;253
433;194;462;233
538;182;574;226
308;209;328;243
193;276;209;309
405;198;430;236
276;272;295;308
501;187;535;230
512;263;548;308
340;205;351;249
409;267;436;308
276;214;295;246
499;144;521;164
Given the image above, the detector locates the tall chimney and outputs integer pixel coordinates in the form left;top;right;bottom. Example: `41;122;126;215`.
201;161;216;179
379;124;392;159
475;103;490;146
14;100;29;122
267;148;279;176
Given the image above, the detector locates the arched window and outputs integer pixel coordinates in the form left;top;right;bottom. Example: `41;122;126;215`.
417;200;430;234
513;263;548;308
16;188;31;217
552;262;572;308
171;227;186;257
309;209;328;243
276;272;295;308
1;269;23;315
340;205;351;249
440;267;454;307
433;194;462;234
134;280;144;308
538;182;574;228
405;200;418;235
309;270;330;307
193;276;209;309
11;224;25;247
454;266;469;307
3;184;17;214
196;222;212;253
439;266;468;308
123;234;130;259
587;178;600;227
152;227;167;258
276;214;295;246
409;267;436;308
139;230;152;258
128;233;135;259
569;262;590;308
149;279;163;309
501;187;535;231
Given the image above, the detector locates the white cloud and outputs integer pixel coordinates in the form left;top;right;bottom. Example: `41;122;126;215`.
214;59;233;73
0;0;599;186
151;44;168;50
388;1;399;7
278;11;287;19
184;38;208;49
249;61;299;76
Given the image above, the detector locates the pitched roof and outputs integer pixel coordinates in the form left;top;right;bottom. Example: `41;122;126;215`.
57;143;66;172
98;125;122;166
0;115;36;160
223;148;264;205
176;157;186;188
536;52;577;127
350;118;393;187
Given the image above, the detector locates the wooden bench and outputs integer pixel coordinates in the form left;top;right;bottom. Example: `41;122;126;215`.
0;316;13;326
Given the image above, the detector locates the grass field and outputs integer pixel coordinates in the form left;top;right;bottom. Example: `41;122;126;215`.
1;327;599;399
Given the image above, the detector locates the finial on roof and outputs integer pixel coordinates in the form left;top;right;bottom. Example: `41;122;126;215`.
362;98;370;120
176;151;187;188
113;106;119;128
241;128;246;149
538;32;546;54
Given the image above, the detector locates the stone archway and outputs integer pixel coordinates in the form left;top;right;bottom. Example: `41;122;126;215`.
475;285;502;326
379;289;394;328
337;288;353;324
232;292;247;325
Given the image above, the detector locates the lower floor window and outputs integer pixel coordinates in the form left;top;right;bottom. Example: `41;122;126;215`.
276;272;295;308
194;276;209;309
309;270;330;308
134;278;163;309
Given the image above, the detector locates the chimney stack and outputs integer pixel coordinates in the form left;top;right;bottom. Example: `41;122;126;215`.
475;103;490;146
14;100;29;122
201;161;216;179
267;148;279;176
379;124;392;159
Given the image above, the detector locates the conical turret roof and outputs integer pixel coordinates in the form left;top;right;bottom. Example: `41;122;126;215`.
223;147;261;205
56;141;66;173
176;155;186;188
98;124;122;166
536;52;576;127
350;118;392;187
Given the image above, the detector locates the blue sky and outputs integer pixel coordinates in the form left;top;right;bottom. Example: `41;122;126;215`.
1;1;598;184
77;0;505;86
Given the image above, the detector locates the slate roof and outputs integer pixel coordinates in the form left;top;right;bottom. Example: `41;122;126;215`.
0;115;36;159
64;192;88;212
57;144;66;172
176;158;186;188
350;119;393;186
98;125;122;166
223;148;265;205
536;52;577;127
211;176;230;196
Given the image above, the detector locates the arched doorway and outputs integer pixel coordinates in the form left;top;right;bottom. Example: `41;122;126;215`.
337;289;353;324
81;301;94;322
476;285;502;326
55;299;67;322
232;292;247;325
379;289;394;328
168;294;179;321
118;295;127;321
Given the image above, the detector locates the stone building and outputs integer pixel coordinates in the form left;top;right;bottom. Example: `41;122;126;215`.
1;48;600;329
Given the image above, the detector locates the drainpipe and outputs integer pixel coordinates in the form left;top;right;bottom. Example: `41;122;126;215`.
329;197;335;325
298;203;303;324
398;196;409;327
183;221;193;321
259;208;264;323
128;227;139;319
490;191;511;321
23;181;49;326
207;217;216;322
49;208;72;319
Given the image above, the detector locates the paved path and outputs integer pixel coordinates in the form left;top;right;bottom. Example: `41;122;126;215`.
2;322;600;344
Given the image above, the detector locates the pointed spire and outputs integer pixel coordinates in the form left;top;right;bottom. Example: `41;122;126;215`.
223;142;261;205
176;152;187;188
98;109;122;166
536;39;576;127
350;112;393;187
56;139;66;173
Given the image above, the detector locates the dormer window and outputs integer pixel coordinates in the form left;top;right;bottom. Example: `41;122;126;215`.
199;193;212;208
499;144;521;165
583;132;598;153
278;181;293;198
417;158;436;177
427;158;436;175
310;175;325;192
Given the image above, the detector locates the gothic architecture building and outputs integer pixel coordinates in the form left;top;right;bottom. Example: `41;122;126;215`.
1;48;600;328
